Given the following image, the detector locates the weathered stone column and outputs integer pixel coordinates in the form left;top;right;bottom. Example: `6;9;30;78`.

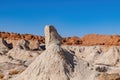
45;25;62;49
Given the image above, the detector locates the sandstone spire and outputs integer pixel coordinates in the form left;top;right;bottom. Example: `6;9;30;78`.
45;25;62;49
11;25;96;80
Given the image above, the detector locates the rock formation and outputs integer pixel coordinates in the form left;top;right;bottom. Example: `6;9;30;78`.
45;25;62;48
16;39;30;50
1;31;120;46
0;38;13;55
0;32;45;48
0;38;43;80
7;39;40;65
81;34;110;45
1;26;120;80
62;36;82;45
29;40;41;50
11;25;97;80
0;38;13;49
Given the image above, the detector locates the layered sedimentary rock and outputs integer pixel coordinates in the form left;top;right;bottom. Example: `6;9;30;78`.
81;34;111;45
62;36;82;45
0;38;13;55
0;32;45;48
0;37;43;80
45;25;62;48
81;34;120;46
1;26;120;80
1;32;120;46
0;32;44;41
11;25;97;80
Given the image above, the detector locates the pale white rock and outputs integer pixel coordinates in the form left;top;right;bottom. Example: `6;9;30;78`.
62;46;102;63
7;48;39;61
0;55;10;63
0;38;13;49
11;43;97;80
29;40;40;50
94;46;120;66
16;39;30;50
0;38;12;55
11;25;97;80
45;25;62;49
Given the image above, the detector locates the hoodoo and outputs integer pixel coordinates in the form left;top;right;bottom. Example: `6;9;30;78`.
11;25;96;80
45;25;62;49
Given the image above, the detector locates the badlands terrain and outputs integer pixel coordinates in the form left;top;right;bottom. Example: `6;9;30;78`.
0;25;120;80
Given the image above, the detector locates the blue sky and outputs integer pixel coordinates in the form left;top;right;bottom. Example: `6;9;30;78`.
0;0;120;37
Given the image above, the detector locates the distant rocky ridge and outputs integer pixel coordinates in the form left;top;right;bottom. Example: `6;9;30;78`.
1;31;120;46
0;32;44;42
